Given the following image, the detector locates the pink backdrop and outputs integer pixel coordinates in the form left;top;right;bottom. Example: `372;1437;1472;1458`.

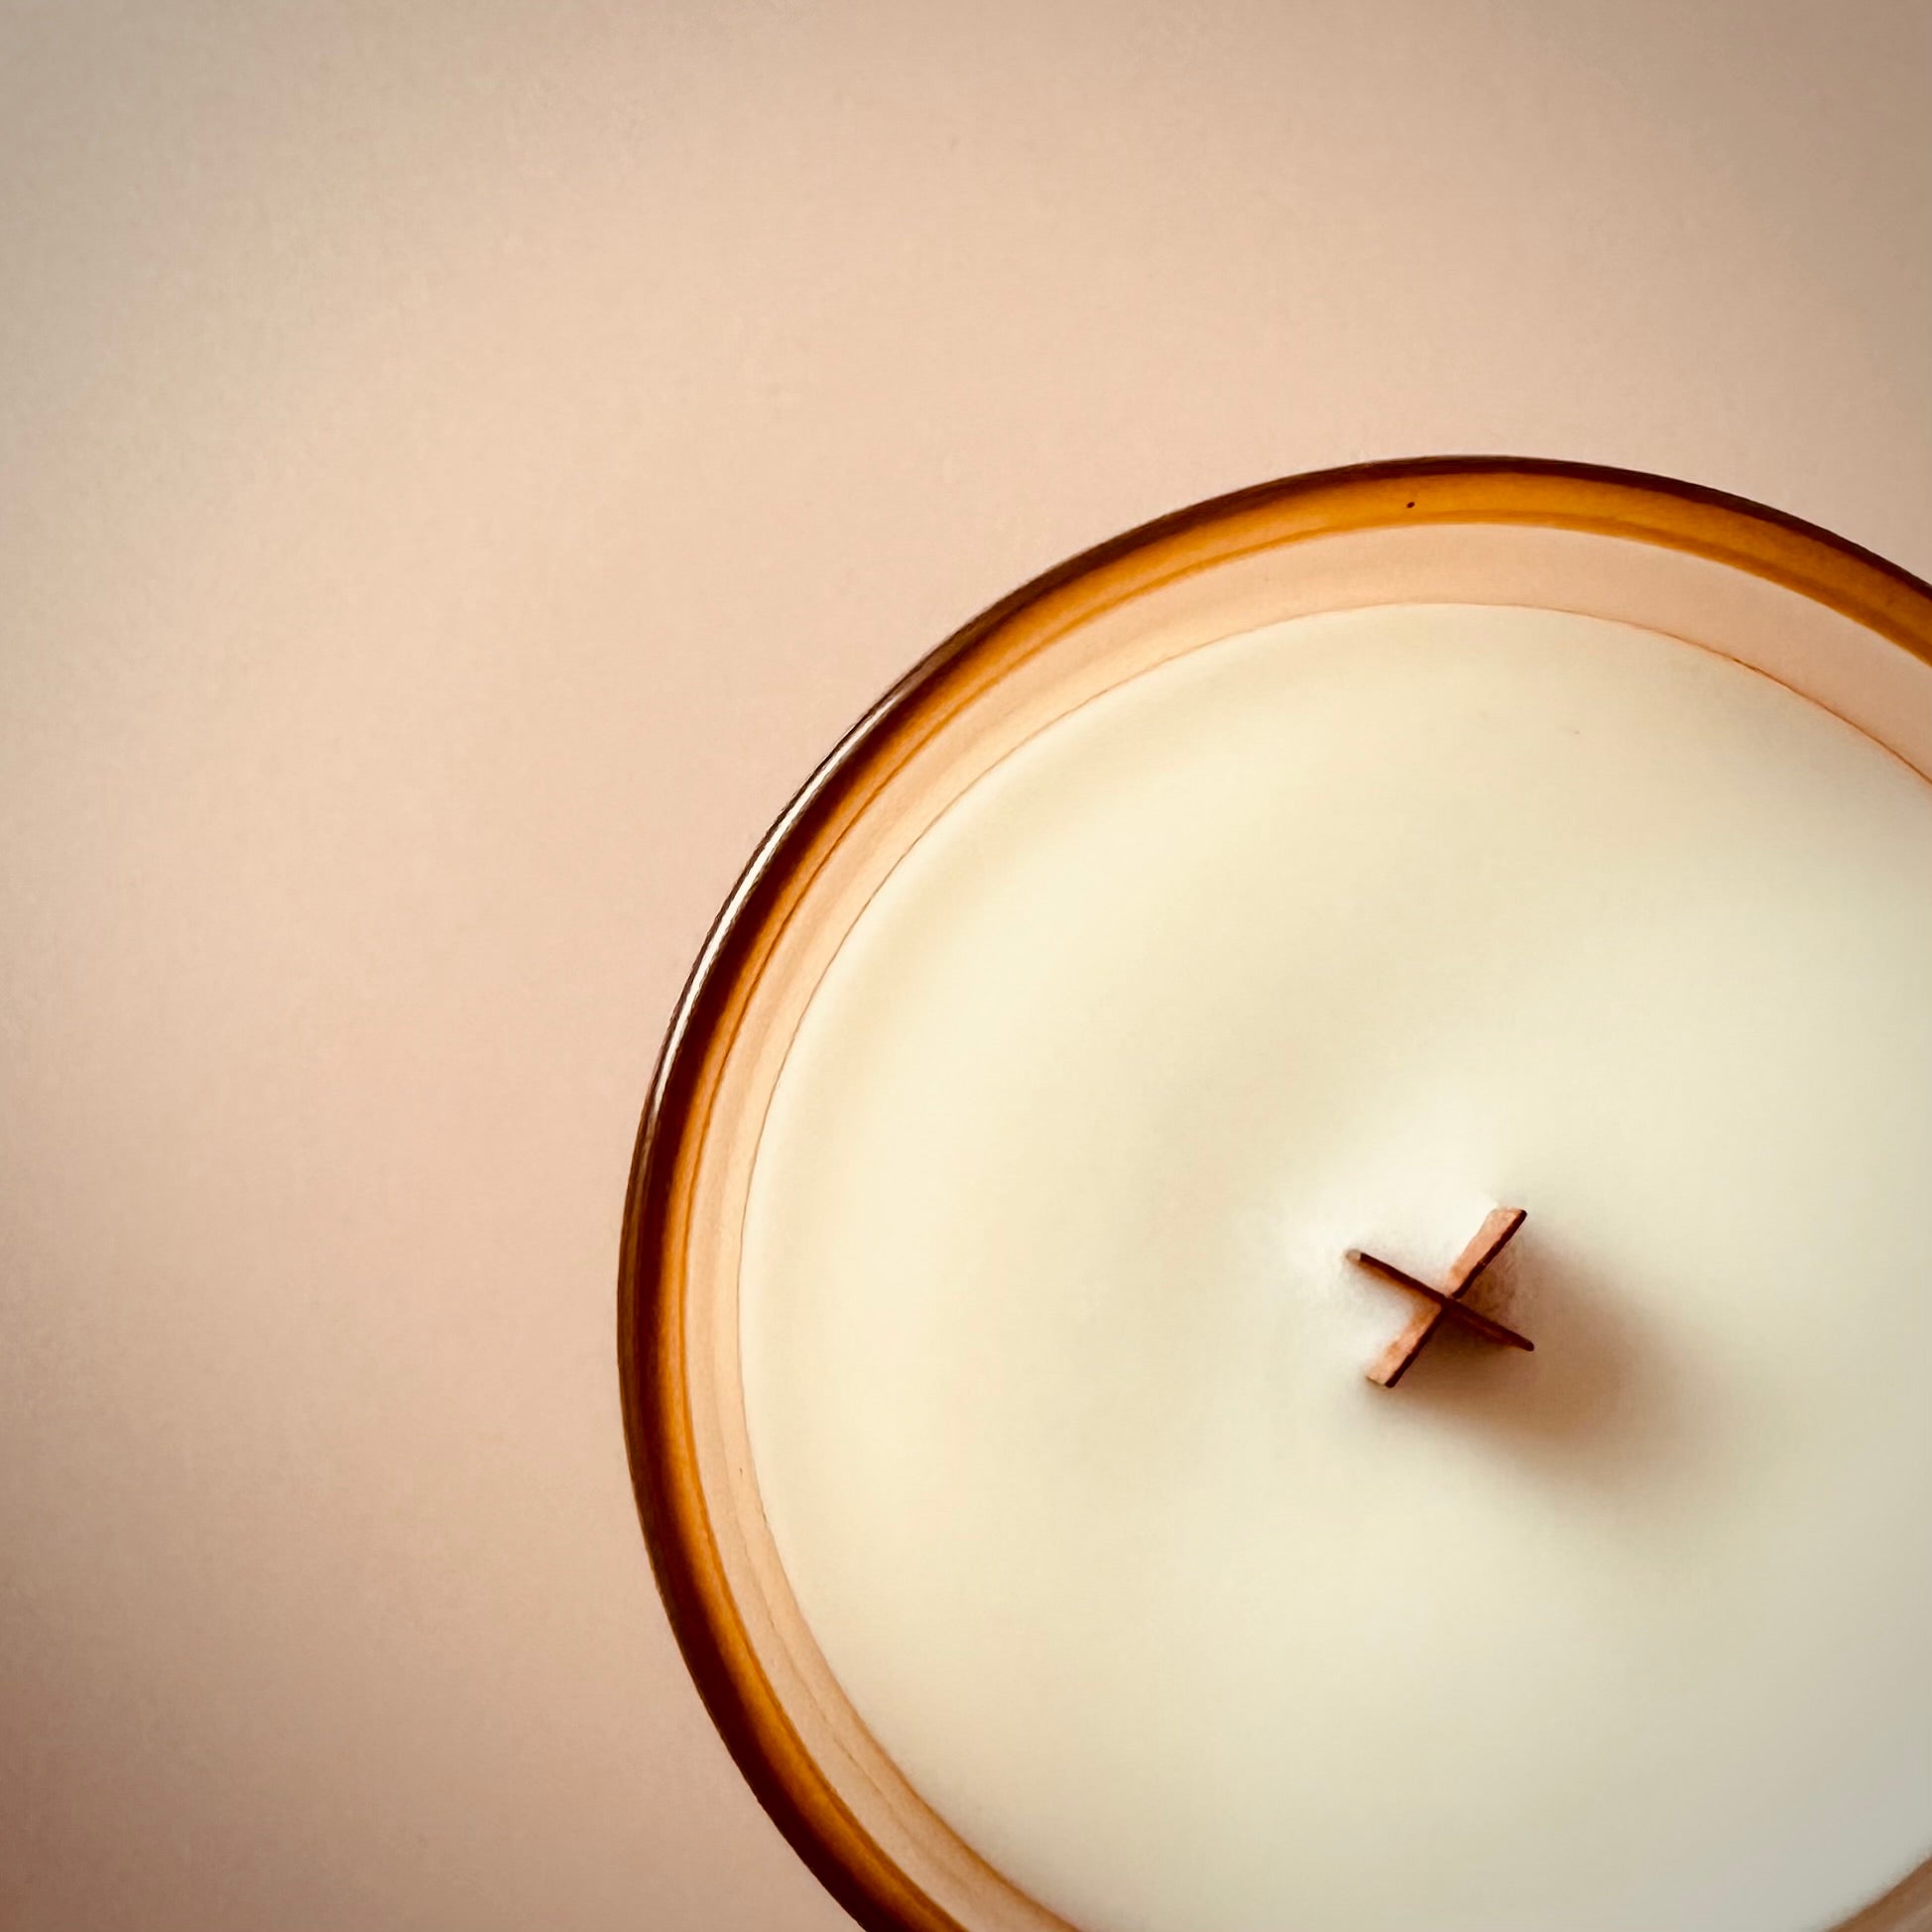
3;5;1929;1929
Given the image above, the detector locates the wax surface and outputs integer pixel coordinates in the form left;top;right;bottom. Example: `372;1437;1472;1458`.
740;605;1932;1932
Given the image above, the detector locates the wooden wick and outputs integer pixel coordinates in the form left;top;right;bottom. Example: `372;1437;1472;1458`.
1345;1252;1534;1353
1351;1205;1530;1389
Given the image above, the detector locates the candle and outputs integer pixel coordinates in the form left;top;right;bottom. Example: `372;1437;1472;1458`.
622;466;1932;1932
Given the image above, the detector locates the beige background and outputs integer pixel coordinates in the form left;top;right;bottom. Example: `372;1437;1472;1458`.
2;4;1928;1930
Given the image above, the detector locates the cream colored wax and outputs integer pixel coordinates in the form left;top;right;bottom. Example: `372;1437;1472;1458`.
740;605;1932;1932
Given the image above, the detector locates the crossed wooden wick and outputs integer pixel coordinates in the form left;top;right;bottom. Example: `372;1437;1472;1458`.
1347;1206;1533;1389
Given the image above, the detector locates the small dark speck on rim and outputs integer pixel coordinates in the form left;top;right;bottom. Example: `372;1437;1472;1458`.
1406;500;1415;508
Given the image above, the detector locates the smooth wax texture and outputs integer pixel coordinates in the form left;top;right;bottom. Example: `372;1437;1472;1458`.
740;605;1932;1932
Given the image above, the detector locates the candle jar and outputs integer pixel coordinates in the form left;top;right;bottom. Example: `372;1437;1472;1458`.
621;461;1932;1932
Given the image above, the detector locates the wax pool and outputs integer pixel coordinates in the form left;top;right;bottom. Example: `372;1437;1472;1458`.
740;605;1932;1932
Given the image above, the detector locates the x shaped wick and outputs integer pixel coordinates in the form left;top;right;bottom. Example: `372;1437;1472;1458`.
1347;1206;1532;1389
